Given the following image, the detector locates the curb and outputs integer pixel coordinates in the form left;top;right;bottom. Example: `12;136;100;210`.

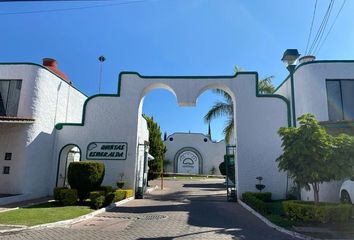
238;200;320;240
0;196;134;234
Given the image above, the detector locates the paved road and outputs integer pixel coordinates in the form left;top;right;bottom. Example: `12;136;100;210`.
0;179;295;240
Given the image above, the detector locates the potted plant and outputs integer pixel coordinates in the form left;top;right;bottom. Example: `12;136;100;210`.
116;172;125;189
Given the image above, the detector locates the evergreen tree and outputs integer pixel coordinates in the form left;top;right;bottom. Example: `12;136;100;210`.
144;115;166;180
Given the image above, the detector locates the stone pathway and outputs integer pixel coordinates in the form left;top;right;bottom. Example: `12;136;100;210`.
0;179;296;240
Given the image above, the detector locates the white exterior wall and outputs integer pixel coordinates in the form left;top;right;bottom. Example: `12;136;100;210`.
276;61;354;202
0;64;86;200
55;72;289;199
163;133;225;175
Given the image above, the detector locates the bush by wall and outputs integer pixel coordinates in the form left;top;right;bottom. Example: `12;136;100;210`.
243;192;272;202
114;190;126;202
89;191;106;209
60;189;78;206
104;192;115;206
53;187;68;201
67;161;105;201
98;186;113;195
120;189;134;198
283;200;353;223
242;192;269;214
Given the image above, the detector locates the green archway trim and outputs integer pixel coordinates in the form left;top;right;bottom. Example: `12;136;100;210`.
55;143;82;187
174;147;203;174
55;71;291;130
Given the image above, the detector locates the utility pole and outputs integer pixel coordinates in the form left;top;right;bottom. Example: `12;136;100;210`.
98;55;106;93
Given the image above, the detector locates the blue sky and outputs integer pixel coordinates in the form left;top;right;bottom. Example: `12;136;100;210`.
1;0;354;140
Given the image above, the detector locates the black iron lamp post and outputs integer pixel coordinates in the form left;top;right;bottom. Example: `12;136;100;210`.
281;49;300;127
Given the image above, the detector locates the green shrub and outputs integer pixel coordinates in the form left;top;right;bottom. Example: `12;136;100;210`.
242;192;272;202
67;161;105;201
219;162;226;175
53;187;68;201
114;190;127;202
242;192;268;213
122;189;134;198
104;192;115;206
283;200;353;223
89;191;105;209
60;189;78;206
97;186;113;195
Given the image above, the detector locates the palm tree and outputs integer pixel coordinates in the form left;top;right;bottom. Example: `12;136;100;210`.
204;66;275;143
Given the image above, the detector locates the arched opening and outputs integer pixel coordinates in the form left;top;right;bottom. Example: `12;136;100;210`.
140;82;236;177
56;144;81;187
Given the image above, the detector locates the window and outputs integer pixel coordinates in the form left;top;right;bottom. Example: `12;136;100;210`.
0;80;22;116
4;153;12;160
326;80;354;121
3;166;10;174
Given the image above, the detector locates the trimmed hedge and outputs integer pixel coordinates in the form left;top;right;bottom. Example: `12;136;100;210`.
60;189;78;206
114;190;126;202
53;187;68;201
89;191;106;209
242;192;268;214
243;192;272;202
104;192;115;206
283;200;353;223
98;186;113;195
121;189;134;198
67;161;105;201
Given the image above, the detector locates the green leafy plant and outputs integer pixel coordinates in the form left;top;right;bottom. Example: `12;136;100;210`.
283;200;353;223
204;66;275;142
116;181;125;189
144;115;167;180
67;161;105;202
277;114;354;204
53;187;68;201
255;176;265;192
60;189;78;206
114;190;126;202
89;191;105;209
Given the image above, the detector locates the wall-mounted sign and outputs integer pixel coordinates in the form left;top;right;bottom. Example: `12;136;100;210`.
86;142;127;160
177;150;199;174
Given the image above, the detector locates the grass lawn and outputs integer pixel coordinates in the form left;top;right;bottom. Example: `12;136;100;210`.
0;202;93;226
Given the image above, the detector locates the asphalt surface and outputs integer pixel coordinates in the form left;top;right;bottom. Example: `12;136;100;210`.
0;179;296;240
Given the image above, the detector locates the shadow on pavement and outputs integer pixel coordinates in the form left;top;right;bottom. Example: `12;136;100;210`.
106;180;294;240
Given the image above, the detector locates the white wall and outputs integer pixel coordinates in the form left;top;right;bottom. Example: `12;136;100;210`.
276;61;354;202
55;72;289;199
0;64;86;199
164;133;225;175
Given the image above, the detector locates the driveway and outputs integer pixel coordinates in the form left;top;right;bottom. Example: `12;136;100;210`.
0;179;296;240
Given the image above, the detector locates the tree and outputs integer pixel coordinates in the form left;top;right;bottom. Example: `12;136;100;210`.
144;115;166;180
204;66;275;142
277;114;354;204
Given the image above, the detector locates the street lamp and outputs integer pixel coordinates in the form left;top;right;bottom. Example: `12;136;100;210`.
281;49;300;127
98;55;106;93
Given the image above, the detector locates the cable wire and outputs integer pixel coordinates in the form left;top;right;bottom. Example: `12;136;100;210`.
308;0;334;55
305;0;318;55
315;0;346;55
0;0;148;15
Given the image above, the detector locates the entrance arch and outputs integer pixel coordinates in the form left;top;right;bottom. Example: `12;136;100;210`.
56;71;290;199
56;144;81;187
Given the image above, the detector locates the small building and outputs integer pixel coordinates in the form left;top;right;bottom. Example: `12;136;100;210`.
163;133;225;175
0;59;87;204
